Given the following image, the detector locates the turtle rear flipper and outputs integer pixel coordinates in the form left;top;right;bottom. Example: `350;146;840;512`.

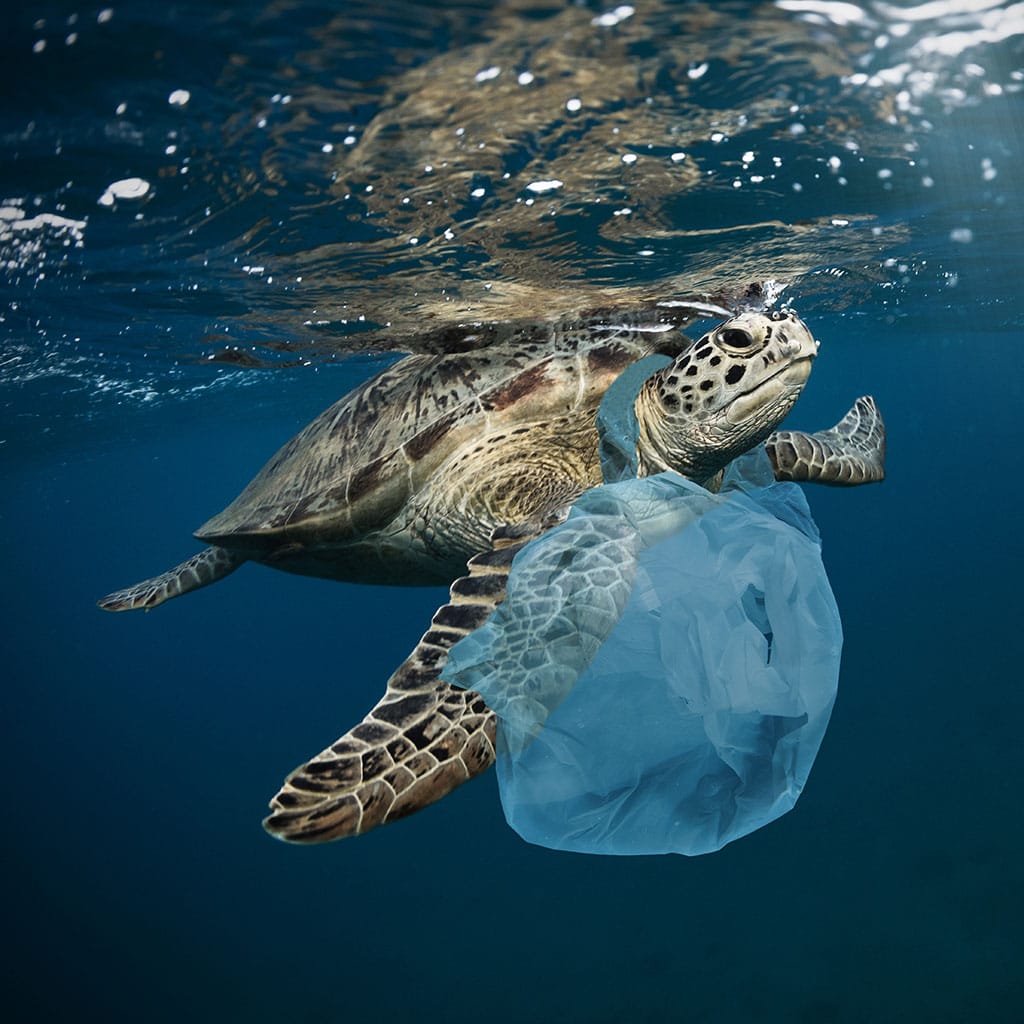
766;395;886;486
97;545;245;612
263;525;544;843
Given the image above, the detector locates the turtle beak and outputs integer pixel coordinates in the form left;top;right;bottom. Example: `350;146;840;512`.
725;357;812;425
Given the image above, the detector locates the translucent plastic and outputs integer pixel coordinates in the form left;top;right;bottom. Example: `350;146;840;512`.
444;449;842;856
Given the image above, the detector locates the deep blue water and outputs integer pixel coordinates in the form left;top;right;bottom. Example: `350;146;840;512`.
3;2;1023;1021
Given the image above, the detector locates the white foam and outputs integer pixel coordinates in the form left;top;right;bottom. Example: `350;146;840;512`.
526;180;564;193
98;178;150;207
775;1;870;27
592;5;635;28
0;205;86;249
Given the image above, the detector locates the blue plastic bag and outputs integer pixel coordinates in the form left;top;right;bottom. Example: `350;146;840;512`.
443;448;842;856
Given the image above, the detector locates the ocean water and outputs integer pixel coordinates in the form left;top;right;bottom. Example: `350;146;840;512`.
3;1;1022;1021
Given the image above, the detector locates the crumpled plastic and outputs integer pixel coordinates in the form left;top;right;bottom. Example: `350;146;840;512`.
443;444;842;857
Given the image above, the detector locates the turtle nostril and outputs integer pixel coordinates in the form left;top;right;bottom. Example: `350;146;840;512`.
719;327;755;351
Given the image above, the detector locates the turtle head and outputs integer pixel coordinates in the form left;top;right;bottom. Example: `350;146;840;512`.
634;310;817;483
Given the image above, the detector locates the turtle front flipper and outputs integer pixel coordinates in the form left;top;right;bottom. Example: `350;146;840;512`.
766;395;886;487
263;525;544;843
97;545;245;611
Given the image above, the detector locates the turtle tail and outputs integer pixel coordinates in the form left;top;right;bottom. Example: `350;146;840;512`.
97;545;245;612
766;395;886;486
262;525;542;843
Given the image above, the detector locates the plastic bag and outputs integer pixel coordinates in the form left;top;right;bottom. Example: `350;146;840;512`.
444;448;842;856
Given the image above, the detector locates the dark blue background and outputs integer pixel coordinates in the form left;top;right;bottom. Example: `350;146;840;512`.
3;2;1022;1021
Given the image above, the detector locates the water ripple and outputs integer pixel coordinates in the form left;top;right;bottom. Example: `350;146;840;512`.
1;0;1020;413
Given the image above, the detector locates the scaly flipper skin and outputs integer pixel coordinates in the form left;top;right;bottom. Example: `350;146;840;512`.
263;525;549;843
96;546;244;611
766;395;886;486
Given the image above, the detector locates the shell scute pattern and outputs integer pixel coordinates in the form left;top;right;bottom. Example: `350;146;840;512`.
196;333;651;547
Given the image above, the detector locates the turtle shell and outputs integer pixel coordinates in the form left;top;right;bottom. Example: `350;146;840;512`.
194;318;688;551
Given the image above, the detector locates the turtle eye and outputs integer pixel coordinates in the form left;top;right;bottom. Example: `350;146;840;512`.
717;326;757;352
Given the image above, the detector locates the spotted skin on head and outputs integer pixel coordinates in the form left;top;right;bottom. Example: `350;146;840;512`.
635;310;818;483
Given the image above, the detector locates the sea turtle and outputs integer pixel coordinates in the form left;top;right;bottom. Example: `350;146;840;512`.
99;308;885;842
